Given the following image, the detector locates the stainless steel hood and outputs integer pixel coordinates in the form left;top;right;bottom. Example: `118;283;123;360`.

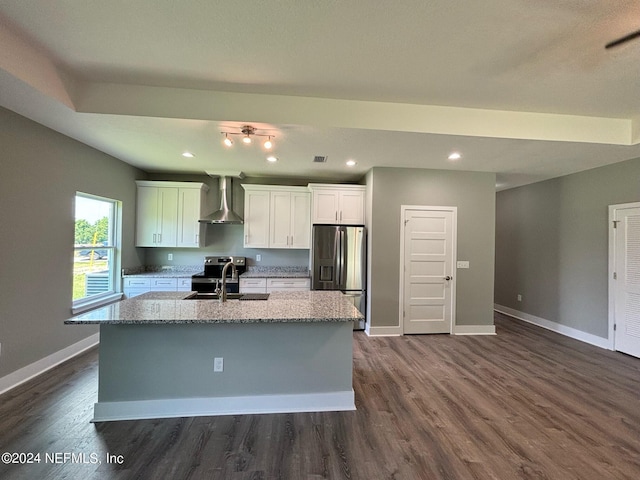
199;176;244;224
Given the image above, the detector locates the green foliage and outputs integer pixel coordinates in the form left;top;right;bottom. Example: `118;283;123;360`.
75;216;109;245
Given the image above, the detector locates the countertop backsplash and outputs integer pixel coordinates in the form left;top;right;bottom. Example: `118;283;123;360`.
123;265;202;276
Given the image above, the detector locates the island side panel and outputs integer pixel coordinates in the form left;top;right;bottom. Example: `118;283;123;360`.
96;321;353;420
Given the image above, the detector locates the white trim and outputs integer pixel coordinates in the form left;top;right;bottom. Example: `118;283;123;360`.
71;293;123;315
92;390;356;422
494;304;609;349
608;202;640;352
0;333;100;395
399;205;457;335
453;325;496;335
366;324;403;336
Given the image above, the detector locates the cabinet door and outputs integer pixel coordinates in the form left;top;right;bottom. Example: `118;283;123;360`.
136;186;159;246
156;188;178;246
312;190;339;224
339;190;365;225
290;192;311;248
269;191;292;248
244;190;270;248
177;188;203;248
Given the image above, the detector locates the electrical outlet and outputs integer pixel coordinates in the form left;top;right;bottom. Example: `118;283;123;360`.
256;254;261;262
517;294;522;302
213;357;224;372
168;253;173;261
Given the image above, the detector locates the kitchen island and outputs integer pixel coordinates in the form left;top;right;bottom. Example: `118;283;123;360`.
65;291;361;422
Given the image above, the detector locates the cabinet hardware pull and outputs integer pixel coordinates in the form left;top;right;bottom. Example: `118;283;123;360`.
153;233;157;243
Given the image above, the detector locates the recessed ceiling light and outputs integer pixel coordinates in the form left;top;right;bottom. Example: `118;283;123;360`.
346;159;357;167
182;152;195;158
266;156;278;163
448;152;462;160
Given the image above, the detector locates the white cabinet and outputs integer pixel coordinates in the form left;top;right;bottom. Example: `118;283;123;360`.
239;278;267;294
177;278;192;291
243;188;270;248
135;181;208;248
123;277;151;298
239;277;310;293
242;185;311;249
308;184;365;225
123;276;192;298
266;278;310;292
269;190;310;249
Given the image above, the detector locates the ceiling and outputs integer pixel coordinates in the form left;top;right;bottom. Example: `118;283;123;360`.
1;0;639;190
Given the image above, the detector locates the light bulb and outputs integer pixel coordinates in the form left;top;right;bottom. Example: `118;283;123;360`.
448;152;462;160
182;152;194;158
242;135;252;144
223;135;233;147
346;159;357;167
267;156;278;163
264;137;273;150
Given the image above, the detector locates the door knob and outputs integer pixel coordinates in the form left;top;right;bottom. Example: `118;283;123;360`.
444;275;452;281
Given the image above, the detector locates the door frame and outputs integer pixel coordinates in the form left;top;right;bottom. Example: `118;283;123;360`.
608;202;640;351
399;205;457;335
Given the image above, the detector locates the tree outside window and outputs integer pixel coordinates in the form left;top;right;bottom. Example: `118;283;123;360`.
73;193;120;308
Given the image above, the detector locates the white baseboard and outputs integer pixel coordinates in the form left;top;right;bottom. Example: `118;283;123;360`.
494;304;610;350
93;390;356;422
366;323;495;336
366;324;402;336
453;325;496;335
0;333;100;395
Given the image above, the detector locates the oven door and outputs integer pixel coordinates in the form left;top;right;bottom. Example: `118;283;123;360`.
191;277;240;294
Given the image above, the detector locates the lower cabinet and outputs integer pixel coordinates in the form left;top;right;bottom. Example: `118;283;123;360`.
239;277;310;293
123;277;192;298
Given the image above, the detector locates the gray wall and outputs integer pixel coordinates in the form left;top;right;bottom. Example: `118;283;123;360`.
495;156;640;338
367;167;496;328
0;107;145;378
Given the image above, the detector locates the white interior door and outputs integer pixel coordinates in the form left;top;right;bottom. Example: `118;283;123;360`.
613;205;640;358
402;207;456;334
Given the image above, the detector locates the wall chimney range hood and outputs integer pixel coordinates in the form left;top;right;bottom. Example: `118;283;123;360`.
199;174;244;224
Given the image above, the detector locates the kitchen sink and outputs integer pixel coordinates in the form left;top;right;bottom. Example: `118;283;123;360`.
186;293;269;300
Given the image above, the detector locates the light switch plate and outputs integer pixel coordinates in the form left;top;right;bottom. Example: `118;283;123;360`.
457;261;470;269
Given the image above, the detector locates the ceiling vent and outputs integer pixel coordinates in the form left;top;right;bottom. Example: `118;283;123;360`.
313;155;328;163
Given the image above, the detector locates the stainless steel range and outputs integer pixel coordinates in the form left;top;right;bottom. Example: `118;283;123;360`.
191;256;246;294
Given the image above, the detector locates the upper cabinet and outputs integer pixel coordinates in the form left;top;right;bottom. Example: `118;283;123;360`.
242;185;311;249
308;184;366;225
135;181;209;248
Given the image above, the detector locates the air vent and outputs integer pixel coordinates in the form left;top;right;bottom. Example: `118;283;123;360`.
313;155;328;163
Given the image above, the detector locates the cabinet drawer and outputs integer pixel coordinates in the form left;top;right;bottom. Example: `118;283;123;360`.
266;278;311;291
240;278;267;288
123;278;151;288
124;288;150;298
177;278;192;290
151;278;178;290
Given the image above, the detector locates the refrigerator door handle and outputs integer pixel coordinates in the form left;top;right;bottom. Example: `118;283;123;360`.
339;229;346;288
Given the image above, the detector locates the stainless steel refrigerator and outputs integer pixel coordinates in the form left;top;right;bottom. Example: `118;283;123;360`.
311;225;366;330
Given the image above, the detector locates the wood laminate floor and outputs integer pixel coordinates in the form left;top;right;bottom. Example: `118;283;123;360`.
1;313;639;479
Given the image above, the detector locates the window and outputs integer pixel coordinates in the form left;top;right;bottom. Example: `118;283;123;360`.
72;193;121;313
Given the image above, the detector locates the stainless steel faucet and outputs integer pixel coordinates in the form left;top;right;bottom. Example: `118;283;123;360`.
218;261;237;303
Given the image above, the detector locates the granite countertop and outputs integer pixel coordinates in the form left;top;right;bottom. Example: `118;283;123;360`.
122;266;201;278
65;291;361;325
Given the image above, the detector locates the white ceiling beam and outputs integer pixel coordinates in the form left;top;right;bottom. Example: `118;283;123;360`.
77;82;635;146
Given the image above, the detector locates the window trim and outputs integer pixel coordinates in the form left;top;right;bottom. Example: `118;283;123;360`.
72;192;123;313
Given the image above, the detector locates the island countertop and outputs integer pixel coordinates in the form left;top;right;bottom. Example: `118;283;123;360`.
65;290;363;325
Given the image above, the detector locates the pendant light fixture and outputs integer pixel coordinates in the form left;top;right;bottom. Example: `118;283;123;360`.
221;125;275;150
